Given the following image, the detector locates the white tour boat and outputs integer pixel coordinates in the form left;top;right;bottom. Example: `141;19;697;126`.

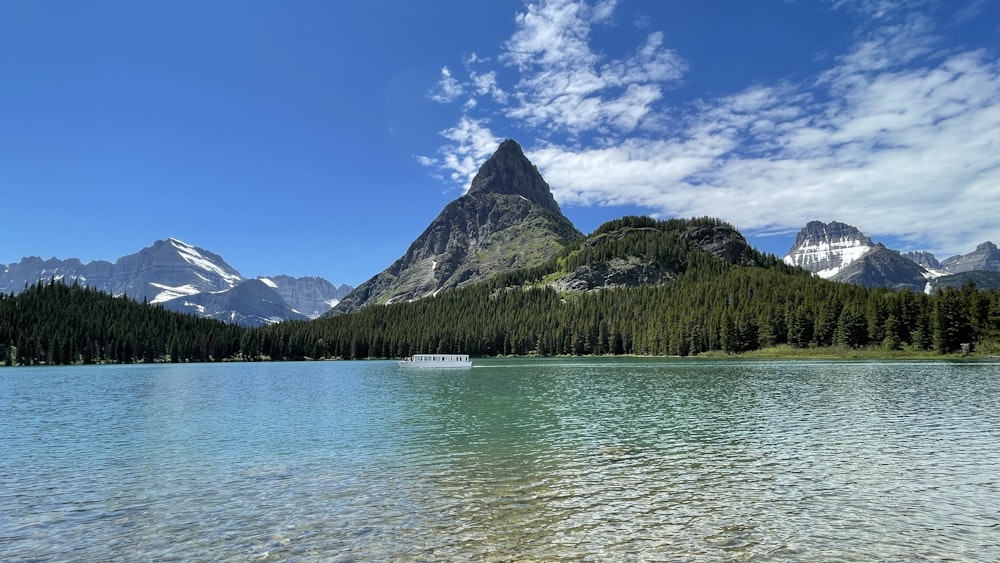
398;354;472;368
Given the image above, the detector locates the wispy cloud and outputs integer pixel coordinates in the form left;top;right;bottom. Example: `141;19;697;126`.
428;66;464;103
423;0;1000;257
498;1;685;135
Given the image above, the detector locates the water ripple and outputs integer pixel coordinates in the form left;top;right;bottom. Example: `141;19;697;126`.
2;360;999;561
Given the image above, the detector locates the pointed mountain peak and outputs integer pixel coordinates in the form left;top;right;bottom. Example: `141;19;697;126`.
467;139;562;214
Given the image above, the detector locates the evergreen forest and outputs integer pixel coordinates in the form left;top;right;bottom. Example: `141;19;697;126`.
3;217;1000;365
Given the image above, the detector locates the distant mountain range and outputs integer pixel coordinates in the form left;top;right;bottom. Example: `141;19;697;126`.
783;220;1000;291
0;238;352;326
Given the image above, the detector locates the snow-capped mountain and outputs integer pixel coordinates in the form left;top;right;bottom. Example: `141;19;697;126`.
0;238;242;301
782;221;876;278
784;221;1000;291
0;238;353;326
162;278;309;326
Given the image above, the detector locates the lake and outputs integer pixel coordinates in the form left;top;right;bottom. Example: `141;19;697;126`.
2;358;999;561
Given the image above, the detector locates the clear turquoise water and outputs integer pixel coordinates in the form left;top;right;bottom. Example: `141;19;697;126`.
2;359;999;561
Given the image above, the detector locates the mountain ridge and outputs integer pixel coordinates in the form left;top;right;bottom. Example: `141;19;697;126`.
783;220;1000;291
0;238;353;326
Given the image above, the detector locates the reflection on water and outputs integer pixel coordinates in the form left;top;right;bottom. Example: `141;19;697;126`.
2;359;999;561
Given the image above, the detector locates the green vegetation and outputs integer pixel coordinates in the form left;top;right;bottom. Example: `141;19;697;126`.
251;217;999;361
3;217;999;365
0;280;242;365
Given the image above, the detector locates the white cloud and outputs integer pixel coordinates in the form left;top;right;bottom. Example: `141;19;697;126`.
499;1;684;134
425;0;1000;257
429;66;464;103
827;0;933;20
428;116;501;187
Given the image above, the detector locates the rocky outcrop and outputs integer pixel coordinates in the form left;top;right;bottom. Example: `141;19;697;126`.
329;140;583;314
680;221;760;265
549;256;674;292
547;216;760;292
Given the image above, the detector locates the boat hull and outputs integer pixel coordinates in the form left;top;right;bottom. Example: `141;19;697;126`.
398;361;472;368
398;354;472;368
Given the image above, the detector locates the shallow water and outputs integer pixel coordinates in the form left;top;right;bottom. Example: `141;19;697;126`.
2;359;999;561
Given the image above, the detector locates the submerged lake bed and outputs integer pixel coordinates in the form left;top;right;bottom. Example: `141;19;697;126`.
2;358;999;561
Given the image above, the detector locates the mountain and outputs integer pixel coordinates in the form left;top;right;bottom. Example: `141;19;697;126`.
0;238;242;301
328;139;584;315
940;242;1000;273
829;244;931;292
901;251;942;271
162;279;309;326
784;221;1000;292
1;238;352;326
782;221;875;278
258;275;353;319
783;222;935;291
547;216;765;292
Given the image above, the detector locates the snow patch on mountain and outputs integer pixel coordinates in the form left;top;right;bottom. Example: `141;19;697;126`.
168;238;242;286
149;283;202;304
3;238;354;325
782;221;875;279
784;238;874;278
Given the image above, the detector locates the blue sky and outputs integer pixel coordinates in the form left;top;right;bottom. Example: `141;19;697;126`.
2;0;998;286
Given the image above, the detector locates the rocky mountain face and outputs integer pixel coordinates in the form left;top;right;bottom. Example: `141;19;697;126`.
829;244;931;291
548;217;762;293
901;251;941;271
1;238;352;326
259;275;352;319
784;221;1000;291
162;279;309;326
329;139;583;315
782;221;875;278
0;238;242;301
940;242;1000;273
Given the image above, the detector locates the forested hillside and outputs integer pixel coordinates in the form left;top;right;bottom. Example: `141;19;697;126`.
1;280;242;365
253;261;999;360
4;217;1000;365
252;217;1000;360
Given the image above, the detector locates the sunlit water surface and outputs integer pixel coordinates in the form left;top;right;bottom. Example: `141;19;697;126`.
2;359;999;561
